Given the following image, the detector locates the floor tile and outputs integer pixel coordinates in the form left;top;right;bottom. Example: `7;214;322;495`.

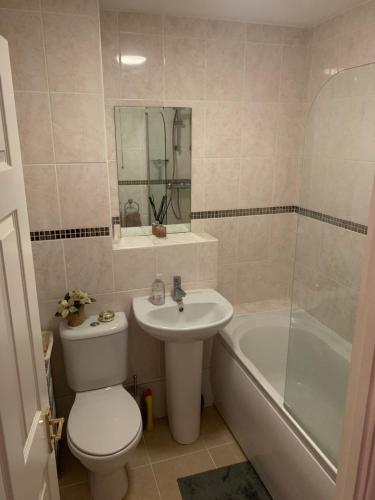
129;437;149;468
200;406;234;448
126;465;160;500
59;481;90;500
153;450;215;500
144;417;205;463
58;441;88;487
208;442;247;468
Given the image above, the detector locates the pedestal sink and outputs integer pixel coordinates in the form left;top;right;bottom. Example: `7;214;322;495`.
133;289;233;444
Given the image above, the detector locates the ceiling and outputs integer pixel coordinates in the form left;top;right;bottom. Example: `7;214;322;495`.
100;0;366;27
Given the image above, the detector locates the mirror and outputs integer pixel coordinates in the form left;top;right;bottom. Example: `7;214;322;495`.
115;106;192;236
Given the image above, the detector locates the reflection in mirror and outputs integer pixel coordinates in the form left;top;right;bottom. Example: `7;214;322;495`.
115;106;192;236
0;78;9;164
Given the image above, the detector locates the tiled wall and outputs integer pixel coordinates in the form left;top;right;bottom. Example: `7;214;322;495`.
3;0;375;419
293;1;375;341
101;10;311;304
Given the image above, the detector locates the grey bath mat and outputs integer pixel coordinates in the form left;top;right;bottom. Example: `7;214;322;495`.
177;461;272;500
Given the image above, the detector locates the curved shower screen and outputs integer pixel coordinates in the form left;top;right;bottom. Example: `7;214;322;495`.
284;63;375;467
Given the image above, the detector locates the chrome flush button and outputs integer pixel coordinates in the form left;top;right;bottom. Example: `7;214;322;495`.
98;310;115;322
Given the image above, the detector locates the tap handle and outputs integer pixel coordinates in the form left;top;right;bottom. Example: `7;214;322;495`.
173;275;182;288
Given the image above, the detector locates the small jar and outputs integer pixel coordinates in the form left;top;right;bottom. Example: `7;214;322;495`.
155;224;167;238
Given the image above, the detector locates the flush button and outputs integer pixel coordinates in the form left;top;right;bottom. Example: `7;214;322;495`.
90;321;100;327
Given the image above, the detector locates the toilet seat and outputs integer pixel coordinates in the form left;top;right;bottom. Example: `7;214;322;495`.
68;385;142;457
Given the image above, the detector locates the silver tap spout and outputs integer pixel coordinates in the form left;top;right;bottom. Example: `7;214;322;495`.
171;275;186;311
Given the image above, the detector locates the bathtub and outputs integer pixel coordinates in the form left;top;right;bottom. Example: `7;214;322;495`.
212;308;351;500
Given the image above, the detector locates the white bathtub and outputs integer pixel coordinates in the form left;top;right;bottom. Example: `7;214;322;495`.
212;308;351;500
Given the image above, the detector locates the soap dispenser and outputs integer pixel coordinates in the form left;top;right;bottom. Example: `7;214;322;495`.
150;274;165;305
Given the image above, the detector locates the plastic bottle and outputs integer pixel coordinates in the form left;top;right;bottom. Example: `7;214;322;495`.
150;273;165;305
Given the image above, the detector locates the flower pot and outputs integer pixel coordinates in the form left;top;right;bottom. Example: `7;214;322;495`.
67;306;86;327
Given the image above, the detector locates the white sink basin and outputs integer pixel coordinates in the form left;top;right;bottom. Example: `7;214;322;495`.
133;289;233;342
132;288;234;445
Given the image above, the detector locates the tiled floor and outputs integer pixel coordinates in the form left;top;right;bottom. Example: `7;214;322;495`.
59;406;246;500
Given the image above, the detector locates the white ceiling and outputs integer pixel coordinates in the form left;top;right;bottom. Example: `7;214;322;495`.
100;0;366;27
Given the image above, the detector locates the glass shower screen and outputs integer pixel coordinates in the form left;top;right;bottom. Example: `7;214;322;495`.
284;63;375;465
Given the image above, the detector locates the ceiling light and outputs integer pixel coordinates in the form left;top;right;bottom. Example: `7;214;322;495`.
119;55;147;65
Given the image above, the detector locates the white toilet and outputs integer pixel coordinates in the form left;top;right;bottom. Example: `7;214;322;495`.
60;312;142;500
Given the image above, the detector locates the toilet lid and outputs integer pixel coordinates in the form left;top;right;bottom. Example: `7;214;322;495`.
68;386;142;456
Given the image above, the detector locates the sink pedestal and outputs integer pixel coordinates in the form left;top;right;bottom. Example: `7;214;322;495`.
165;340;203;444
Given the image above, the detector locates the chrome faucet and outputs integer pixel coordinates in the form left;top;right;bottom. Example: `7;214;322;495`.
171;275;186;312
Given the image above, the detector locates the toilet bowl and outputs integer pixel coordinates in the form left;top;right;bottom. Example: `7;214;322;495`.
59;312;142;500
67;385;142;500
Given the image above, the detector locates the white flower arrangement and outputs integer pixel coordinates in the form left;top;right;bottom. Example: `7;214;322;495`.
55;289;96;318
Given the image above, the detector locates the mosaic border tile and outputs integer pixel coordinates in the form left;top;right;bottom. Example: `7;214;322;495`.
31;206;368;241
118;179;191;186
297;207;368;234
191;206;297;219
30;227;110;241
191;206;368;234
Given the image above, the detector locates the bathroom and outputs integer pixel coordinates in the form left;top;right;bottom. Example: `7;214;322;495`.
0;0;374;499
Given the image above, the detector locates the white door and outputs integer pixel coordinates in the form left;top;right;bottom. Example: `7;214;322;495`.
0;36;60;500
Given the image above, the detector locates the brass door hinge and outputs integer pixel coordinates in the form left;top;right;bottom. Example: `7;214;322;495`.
45;409;64;452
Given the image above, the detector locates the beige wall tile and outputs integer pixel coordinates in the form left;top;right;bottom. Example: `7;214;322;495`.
120;33;163;99
101;30;121;98
164;16;208;38
206;39;244;101
127;313;162;384
237;215;271;262
319;225;365;290
41;0;98;16
100;10;118;32
239;157;274;208
50;93;105;163
0;10;46;91
203;158;240;211
241;102;278;157
24;165;60;231
119;12;162;34
218;263;238;303
113;247;155;291
246;24;285;44
64;237;114;293
308;37;340;102
206;19;246;40
237;259;290;302
43;13;101;92
277;102;306;158
270;213;297;261
280;44;309;102
165;37;205;100
197;240;218;281
0;0;40;8
284;27;310;46
205;101;242;157
32;240;66;301
15;92;54;164
203;218;239;265
272;156;299;205
56;163;110;228
155;243;198;284
244;43;282;102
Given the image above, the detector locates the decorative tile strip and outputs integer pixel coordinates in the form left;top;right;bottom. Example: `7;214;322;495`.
112;216;120;225
297;207;368;235
192;206;368;234
118;179;191;186
30;227;110;241
191;206;298;219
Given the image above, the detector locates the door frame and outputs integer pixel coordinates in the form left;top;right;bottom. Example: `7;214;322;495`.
335;178;375;500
